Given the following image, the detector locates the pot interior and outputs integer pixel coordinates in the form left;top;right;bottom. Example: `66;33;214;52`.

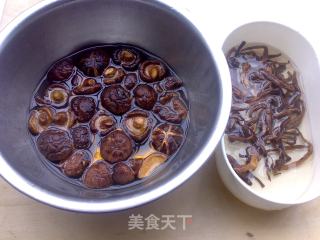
0;0;222;205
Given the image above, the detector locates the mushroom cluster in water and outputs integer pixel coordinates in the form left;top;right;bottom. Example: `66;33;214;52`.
28;44;189;189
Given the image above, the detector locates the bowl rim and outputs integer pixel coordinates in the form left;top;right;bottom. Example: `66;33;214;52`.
0;0;232;212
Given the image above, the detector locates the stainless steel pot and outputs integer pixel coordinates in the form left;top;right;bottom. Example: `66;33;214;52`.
0;0;231;212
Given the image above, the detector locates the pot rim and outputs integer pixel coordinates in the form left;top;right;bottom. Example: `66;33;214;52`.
0;0;232;212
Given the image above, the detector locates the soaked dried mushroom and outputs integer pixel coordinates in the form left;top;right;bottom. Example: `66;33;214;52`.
103;66;125;84
100;85;132;115
28;107;54;135
133;84;157;110
138;152;167;178
112;162;135;185
90;111;116;136
164;76;183;90
35;84;70;108
78;49;109;77
123;73;137;90
47;59;74;82
154;92;187;124
128;158;143;176
62;150;90;178
53;110;75;128
83;161;113;189
73;78;102;95
139;60;166;83
123;110;152;142
70;125;92;149
100;130;133;163
113;48;141;70
70;96;96;123
151;123;184;155
37;128;73;162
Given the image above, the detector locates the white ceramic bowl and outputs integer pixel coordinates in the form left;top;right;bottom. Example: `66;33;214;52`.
215;21;320;210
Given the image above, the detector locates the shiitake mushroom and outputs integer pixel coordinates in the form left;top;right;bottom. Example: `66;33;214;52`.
90;111;116;136
35;84;70;108
70;125;92;149
113;48;141;70
47;58;74;82
103;66;125;84
163;76;183;90
70;96;96;123
62;150;90;178
153;92;188;124
151;123;184;155
127;158;143;176
37;128;74;162
73;78;102;95
83;161;113;189
123;109;153;142
77;49;109;77
112;162;135;185
137;152;167;178
133;84;157;110
100;129;133;163
139;60;166;83
100;85;132;115
123;73;137;90
28;107;54;135
53;110;76;128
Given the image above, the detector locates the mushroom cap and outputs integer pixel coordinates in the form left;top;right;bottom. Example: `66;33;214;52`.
37;128;74;162
90;111;116;136
139;60;166;83
28;107;54;135
137;152;167;178
37;83;70;108
103;67;125;85
78;49;110;77
70;125;92;149
164;76;183;90
113;48;141;70
128;158;143;176
47;58;74;81
100;85;132;115
62;150;90;178
83;161;113;189
112;162;135;185
53;110;75;128
70;96;96;122
133;84;157;110
123;110;152;142
50;85;69;106
123;73;137;90
73;78;102;95
151;123;184;155
100;129;133;163
153;93;188;124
